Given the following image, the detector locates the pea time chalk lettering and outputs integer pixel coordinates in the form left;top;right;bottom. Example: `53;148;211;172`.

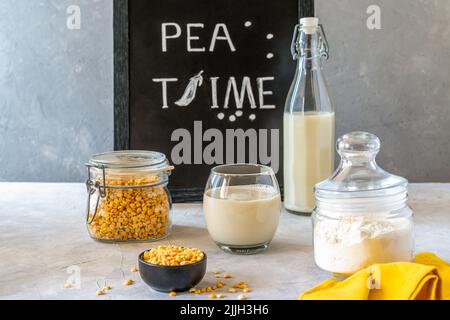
161;23;236;52
127;0;298;196
152;21;280;172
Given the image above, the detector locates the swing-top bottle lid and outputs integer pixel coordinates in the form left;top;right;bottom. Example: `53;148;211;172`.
300;17;319;34
315;132;408;211
300;17;319;27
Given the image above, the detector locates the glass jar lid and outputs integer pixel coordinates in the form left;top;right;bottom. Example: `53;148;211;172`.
88;150;171;172
315;132;408;212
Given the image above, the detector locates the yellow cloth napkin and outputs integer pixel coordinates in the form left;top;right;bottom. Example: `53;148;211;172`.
299;252;450;300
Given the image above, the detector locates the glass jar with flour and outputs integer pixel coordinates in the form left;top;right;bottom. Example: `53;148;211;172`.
312;132;414;274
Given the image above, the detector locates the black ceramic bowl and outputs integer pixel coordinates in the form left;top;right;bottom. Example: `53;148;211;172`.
138;250;207;292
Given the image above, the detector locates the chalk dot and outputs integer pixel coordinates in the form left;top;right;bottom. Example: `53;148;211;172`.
74;65;82;73
249;114;256;121
244;21;252;27
235;110;243;117
217;113;225;120
229;115;237;122
266;33;274;40
266;53;274;59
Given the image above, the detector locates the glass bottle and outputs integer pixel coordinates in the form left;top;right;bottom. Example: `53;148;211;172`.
284;17;335;215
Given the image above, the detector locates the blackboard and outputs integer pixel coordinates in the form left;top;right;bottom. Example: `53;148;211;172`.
114;0;315;202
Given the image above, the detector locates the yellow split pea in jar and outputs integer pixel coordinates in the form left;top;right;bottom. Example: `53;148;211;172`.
85;151;174;242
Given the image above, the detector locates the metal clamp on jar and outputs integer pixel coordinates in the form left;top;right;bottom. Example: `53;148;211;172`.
85;150;174;242
312;132;414;274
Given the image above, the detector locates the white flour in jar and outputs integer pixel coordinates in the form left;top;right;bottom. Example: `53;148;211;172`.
314;216;413;274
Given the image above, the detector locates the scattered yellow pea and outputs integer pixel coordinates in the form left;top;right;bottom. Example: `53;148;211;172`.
217;293;225;299
209;293;217;299
238;294;247;300
103;285;112;290
223;273;232;278
130;266;138;273
63;283;72;289
96;290;105;296
228;288;237;293
214;274;221;278
169;291;177;297
123;278;134;286
243;288;252;293
212;268;221;274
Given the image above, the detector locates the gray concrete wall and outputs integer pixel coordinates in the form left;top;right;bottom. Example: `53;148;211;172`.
316;0;450;182
0;0;113;182
0;0;449;182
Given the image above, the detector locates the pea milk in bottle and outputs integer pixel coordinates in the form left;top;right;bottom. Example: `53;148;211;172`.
283;17;335;215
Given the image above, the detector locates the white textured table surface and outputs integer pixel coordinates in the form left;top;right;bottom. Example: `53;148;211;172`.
0;183;449;300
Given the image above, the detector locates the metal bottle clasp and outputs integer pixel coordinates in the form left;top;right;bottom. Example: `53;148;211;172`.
290;23;329;60
290;24;301;60
318;24;330;60
85;164;107;225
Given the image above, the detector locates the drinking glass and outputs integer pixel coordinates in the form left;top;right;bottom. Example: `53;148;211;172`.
203;164;281;254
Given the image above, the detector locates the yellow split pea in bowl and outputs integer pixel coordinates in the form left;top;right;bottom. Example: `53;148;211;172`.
138;246;207;292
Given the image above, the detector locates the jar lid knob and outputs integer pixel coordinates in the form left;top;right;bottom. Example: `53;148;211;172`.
337;131;380;160
315;131;408;198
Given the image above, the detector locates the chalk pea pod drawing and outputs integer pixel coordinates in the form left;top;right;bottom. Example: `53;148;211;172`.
175;70;204;107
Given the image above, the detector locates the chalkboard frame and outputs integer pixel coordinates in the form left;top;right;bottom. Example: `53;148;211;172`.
113;0;129;151
113;0;315;202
